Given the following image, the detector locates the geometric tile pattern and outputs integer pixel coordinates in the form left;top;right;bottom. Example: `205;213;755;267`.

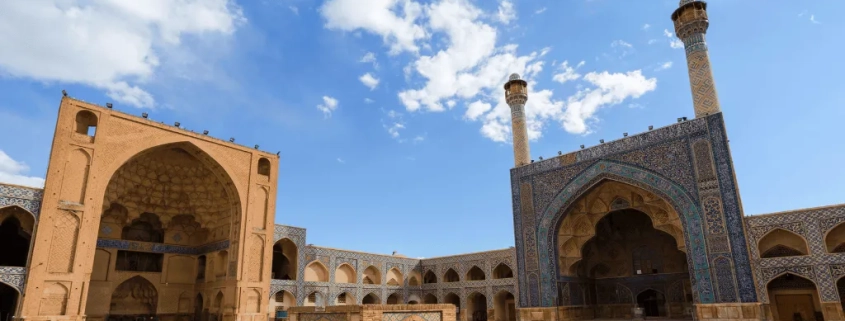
745;204;845;303
0;266;27;293
96;238;230;255
684;34;721;118
0;184;43;220
510;114;759;307
272;224;517;308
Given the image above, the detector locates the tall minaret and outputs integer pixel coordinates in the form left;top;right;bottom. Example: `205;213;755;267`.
672;0;721;118
505;73;530;167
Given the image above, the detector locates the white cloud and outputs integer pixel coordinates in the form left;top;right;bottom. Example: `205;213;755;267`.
317;96;339;118
647;39;658;45
0;0;245;108
465;100;492;120
496;0;516;24
289;5;299;15
359;73;380;90
642;23;650;30
664;29;684;49
552;60;584;84
810;15;821;24
413;135;425;143
336;158;345;164
0;150;45;188
364;98;375;103
326;0;658;143
360;51;379;69
535;7;546;14
321;0;427;55
610;40;634;58
655;61;673;71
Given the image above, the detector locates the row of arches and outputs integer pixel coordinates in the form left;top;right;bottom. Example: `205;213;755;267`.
302;261;410;285
422;264;514;284
757;225;845;258
271;290;516;321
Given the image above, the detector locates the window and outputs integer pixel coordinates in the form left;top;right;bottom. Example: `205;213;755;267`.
75;110;98;137
258;158;271;176
337;293;346;304
115;250;163;272
308;293;317;303
632;246;661;275
275;292;285;303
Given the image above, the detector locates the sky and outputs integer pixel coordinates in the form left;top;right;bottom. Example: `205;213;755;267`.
0;0;843;258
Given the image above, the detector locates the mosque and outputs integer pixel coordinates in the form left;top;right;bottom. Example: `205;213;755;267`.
1;1;844;321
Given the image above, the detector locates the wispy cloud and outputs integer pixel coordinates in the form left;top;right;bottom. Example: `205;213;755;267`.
642;23;650;30
535;7;547;14
359;73;380;90
799;11;821;24
289;6;299;15
336;158;345;164
655;61;673;71
317;96;339;118
664;29;684;49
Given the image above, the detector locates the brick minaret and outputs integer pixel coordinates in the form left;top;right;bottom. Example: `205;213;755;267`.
672;0;721;118
505;73;530;167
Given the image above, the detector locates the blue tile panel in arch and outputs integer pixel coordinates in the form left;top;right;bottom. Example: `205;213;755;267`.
0;184;44;219
509;113;757;308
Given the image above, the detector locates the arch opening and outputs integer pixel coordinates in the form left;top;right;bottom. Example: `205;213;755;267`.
362;294;379;305
466;266;485;281
304;261;329;282
767;273;821;321
636;289;666;317
272;238;297;280
467;293;488;321
492;263;513;279
75;110;98;137
270;291;295;319
444;269;460;283
494;291;516;321
0;282;18;321
335;292;354;306
423;294;437;304
363;266;381;285
0;209;32;267
386;294;400;305
444;293;460;317
335;264;356;283
826;223;845;253
109;276;158;316
759;229;809;258
423;270;437;284
305;292;322;307
386;268;403;286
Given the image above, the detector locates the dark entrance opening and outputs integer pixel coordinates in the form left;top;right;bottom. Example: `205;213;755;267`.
0;283;18;321
0;216;31;267
637;289;666;317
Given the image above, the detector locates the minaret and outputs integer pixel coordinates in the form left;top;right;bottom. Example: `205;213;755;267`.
505;73;530;167
672;0;721;118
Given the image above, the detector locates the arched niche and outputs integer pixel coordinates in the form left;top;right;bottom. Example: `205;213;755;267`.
444;293;461;311
272;238;298;280
335;264;356;283
362;293;379;304
335;292;354;306
423;270;437;284
386;293;400;305
386;268;403;286
0;207;34;267
75;110;98;137
0;282;19;321
466;266;485;281
305;292;323;307
304;261;329;282
363;266;381;284
767;273;821;321
494;291;516;321
492;263;513;279
758;229;809;258
637;289;667;317
408;275;420;286
826;223;845;253
423;293;438;304
444;268;460;283
110;276;158;316
467;292;487;321
257;158;271;177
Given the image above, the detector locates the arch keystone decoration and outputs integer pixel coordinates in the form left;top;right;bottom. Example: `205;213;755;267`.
526;160;715;307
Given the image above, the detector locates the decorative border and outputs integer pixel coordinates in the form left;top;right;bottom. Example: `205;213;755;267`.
96;238;229;255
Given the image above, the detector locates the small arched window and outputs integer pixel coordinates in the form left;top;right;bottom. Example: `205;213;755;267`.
75;110;98;137
258;158;271;176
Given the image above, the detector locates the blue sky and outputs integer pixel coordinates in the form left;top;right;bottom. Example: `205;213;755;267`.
0;0;843;258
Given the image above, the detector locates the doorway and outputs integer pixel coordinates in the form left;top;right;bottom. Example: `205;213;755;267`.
637;289;666;317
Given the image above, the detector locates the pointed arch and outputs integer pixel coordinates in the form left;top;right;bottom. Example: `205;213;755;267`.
386;293;401;304
362;293;380;304
758;228;809;258
423;293;438;304
110;276;158;315
443;292;461;311
826;222;845;253
444;268;460;283
304;260;329;282
466;266;485;281
272;238;297;280
538;160;717;305
386;267;403;286
423;270;437;284
334;292;354;305
334;263;356;283
493;263;513;279
363;266;381;285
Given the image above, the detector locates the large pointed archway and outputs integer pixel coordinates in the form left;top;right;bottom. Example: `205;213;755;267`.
0;282;18;321
85;142;242;319
528;161;721;307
